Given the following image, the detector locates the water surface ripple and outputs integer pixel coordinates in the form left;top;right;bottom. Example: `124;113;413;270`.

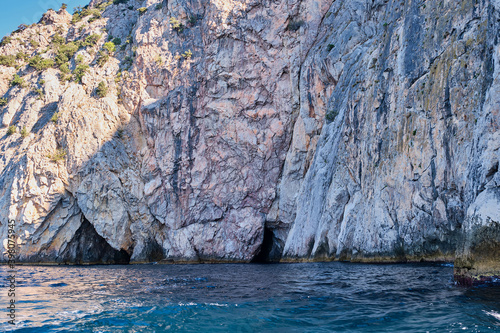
2;262;500;332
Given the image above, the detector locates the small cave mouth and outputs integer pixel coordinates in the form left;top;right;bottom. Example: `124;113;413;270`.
59;216;130;265
252;226;282;263
143;237;165;262
486;161;499;180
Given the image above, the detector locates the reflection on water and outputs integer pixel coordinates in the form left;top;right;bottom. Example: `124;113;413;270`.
1;262;500;332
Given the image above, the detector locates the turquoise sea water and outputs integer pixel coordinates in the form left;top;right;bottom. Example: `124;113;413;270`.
1;262;500;332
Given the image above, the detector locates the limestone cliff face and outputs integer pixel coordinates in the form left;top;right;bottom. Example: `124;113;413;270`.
0;0;498;280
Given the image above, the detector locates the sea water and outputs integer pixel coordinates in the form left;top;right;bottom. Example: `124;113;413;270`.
1;262;500;332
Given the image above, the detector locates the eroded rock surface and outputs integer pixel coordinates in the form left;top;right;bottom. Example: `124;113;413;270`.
0;0;498;280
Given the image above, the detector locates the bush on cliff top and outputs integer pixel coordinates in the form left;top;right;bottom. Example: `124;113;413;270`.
1;36;12;46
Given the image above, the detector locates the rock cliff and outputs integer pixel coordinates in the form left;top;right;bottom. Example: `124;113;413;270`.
0;0;498;282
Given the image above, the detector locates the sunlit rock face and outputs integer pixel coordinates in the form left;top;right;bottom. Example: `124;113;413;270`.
0;0;499;279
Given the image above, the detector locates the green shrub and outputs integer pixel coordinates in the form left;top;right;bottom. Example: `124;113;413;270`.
0;55;16;67
0;97;7;106
115;71;122;83
29;55;55;71
55;41;80;66
76;54;84;64
1;36;12;46
51;112;59;123
88;12;101;23
189;16;198;26
13;24;28;34
113;0;128;4
20;126;29;138
138;7;147;15
73;64;89;83
39;79;45;85
16;52;28;61
59;62;70;74
52;33;66;45
96;81;108;98
96;50;109;66
155;3;163;10
59;73;71;82
10;74;25;87
72;6;101;24
34;87;44;99
61;3;68;10
72;12;82;24
326;44;334;52
286;20;304;32
112;37;121;46
29;39;40;48
122;56;133;69
82;34;101;47
97;1;112;12
169;17;183;32
103;41;116;53
182;49;192;59
48;148;67;162
81;8;101;17
7;125;16;135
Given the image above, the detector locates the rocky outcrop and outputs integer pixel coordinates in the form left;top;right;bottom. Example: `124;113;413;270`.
0;0;499;281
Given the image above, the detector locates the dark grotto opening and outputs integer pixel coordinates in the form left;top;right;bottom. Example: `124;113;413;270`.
252;226;283;263
59;216;130;265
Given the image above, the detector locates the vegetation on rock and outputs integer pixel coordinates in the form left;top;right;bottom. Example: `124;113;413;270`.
29;55;54;71
7;125;16;135
0;55;16;67
48;148;67;162
96;81;108;98
10;74;25;87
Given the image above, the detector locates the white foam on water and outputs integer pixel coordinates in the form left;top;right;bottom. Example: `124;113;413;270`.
179;302;197;306
207;303;229;307
485;310;500;322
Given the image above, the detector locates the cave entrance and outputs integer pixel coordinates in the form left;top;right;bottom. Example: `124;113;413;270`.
252;226;281;263
59;216;130;265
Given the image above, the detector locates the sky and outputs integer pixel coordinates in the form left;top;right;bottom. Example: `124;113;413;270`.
0;0;90;38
